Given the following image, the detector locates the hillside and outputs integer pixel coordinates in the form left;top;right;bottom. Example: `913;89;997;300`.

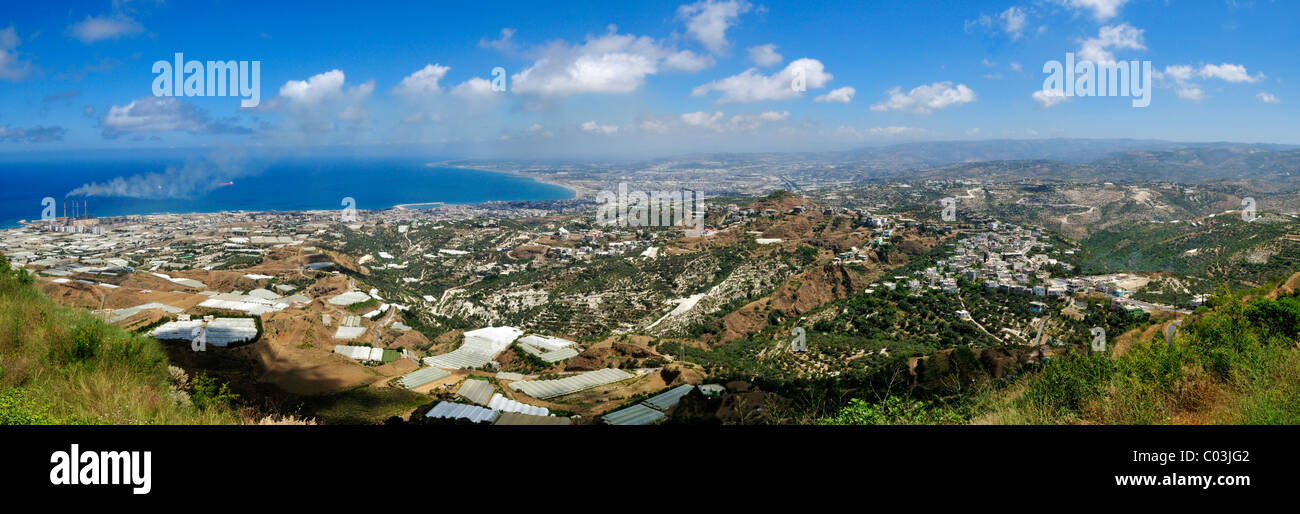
0;255;240;425
884;144;1300;185
1077;212;1300;288
820;273;1300;425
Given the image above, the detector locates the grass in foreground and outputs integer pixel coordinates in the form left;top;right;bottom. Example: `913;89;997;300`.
0;256;239;425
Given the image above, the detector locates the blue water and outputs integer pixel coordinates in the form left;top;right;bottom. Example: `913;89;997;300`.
0;157;573;227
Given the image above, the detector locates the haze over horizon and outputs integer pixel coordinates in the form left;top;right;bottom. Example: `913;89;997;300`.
0;0;1296;159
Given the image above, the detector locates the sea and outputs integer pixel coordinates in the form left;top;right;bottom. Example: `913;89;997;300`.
0;156;574;228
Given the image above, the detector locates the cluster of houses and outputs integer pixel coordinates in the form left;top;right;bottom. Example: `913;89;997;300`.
541;227;668;261
846;221;1118;302
935;223;1078;297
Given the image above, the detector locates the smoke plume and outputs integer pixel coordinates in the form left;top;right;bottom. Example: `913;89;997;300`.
66;152;260;199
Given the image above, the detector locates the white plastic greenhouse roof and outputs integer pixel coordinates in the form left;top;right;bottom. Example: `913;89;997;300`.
202;318;259;346
422;349;493;370
333;345;383;362
328;291;371;306
517;334;576;351
456;379;494;405
333;326;367;340
487;393;549;416
508;368;634;399
422;326;522;369
149;320;202;341
642;384;696;411
602;404;665;425
149;318;257;347
517;342;580;363
399;367;450;389
462;326;523;355
425;401;499;424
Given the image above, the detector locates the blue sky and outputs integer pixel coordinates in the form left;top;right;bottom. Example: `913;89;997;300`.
0;0;1295;158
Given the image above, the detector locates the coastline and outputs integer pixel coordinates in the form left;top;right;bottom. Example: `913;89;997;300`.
0;164;582;228
431;164;586;201
392;201;445;210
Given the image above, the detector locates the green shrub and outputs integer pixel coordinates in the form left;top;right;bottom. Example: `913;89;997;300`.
190;374;239;411
819;396;963;425
1017;352;1113;420
0;388;57;424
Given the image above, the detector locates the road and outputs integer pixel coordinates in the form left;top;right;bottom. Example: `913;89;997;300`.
958;294;1003;344
1120;297;1193;315
1032;314;1049;346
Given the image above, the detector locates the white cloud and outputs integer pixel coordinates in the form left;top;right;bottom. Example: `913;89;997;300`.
1175;86;1206;101
0;124;65;143
511;29;710;96
70;14;144;43
1161;65;1194;82
1060;0;1128;21
479;28;517;52
675;110;788;132
964;14;994;34
1032;89;1070;108
0;25;32;81
965;7;1028;41
837;125;928;138
100;96;249;138
999;7;1027;40
681;111;725;129
814;86;855;103
580;120;619;135
1257;92;1280;104
1199;63;1263;83
692;58;833;103
677;0;751;54
1078;23;1145;64
392;64;451;97
1158;63;1265;102
639;119;670;134
726;111;788;132
388;65;499;132
256;70;374;132
747;44;782;67
450;77;497;98
870;81;976;114
279;70;348;105
662;50;715;72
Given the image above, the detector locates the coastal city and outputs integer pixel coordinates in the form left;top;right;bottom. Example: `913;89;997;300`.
0;174;1219;425
1;0;1296;501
